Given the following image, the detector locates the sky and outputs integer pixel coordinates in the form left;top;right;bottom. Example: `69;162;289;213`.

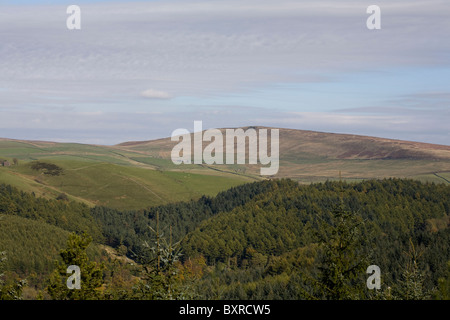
0;0;449;145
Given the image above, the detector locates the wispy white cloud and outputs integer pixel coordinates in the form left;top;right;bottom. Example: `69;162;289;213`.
140;89;172;99
2;0;448;91
0;0;449;144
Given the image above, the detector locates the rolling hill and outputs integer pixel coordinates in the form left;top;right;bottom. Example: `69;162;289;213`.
0;127;449;210
0;138;256;210
0;132;449;299
117;127;450;184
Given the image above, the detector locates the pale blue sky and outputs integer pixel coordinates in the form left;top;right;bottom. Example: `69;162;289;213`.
0;0;449;145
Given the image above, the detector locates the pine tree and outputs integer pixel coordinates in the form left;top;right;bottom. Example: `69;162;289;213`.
46;232;105;300
0;250;26;300
391;239;432;300
132;213;194;300
305;204;369;300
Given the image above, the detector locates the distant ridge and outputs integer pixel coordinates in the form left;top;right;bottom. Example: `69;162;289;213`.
1;127;449;187
115;126;450;161
114;126;450;183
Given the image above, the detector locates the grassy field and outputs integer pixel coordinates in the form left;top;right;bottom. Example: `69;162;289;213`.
0;139;257;209
0;130;449;211
116;127;450;184
0;158;252;210
276;159;450;184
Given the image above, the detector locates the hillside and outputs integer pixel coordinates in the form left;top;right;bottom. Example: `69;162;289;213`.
116;127;450;184
0;139;256;210
178;178;450;299
0;183;106;296
87;177;450;299
1;128;449;211
1;176;449;299
1;128;449;299
63;178;450;299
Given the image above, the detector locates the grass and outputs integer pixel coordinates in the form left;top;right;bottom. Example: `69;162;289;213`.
0;135;448;211
278;159;450;184
129;156;179;170
0;158;250;210
0;139;256;209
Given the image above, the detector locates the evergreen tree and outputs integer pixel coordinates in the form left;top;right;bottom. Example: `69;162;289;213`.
307;204;369;300
132;214;195;300
0;250;26;300
46;232;105;300
391;240;432;300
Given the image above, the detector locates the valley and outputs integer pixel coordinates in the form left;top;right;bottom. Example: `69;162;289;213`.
0;128;449;300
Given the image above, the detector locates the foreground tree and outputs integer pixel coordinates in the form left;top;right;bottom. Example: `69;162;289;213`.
131;214;196;300
46;232;105;300
0;251;26;300
303;204;369;300
390;240;433;300
396;247;429;299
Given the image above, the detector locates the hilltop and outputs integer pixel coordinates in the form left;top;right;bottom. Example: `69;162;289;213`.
0;127;449;210
116;127;450;184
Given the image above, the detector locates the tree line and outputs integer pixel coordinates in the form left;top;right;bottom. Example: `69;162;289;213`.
0;178;449;299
